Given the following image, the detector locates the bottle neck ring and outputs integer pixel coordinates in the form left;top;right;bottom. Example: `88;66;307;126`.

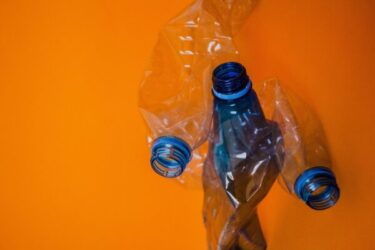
212;81;251;100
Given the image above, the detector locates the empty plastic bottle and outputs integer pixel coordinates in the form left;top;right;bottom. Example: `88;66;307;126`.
203;62;283;250
270;85;340;210
138;0;257;181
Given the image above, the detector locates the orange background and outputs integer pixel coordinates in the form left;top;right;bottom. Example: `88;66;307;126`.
0;0;374;249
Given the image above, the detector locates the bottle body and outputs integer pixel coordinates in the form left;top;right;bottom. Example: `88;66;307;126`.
203;62;283;249
267;82;340;210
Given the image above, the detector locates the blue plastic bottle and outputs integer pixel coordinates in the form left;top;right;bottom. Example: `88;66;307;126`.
203;62;283;250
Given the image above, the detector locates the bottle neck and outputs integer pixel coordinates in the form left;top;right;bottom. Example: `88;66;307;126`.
212;62;266;121
150;136;192;178
212;62;250;96
212;81;251;101
295;167;340;210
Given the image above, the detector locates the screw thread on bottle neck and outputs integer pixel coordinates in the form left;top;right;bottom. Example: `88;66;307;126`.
150;136;191;178
212;62;252;100
295;167;340;210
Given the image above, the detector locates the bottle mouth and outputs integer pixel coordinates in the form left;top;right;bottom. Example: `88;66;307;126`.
212;62;252;100
295;167;340;210
150;136;192;178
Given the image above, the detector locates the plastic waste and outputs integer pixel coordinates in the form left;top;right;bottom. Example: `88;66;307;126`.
138;0;341;248
203;62;283;249
138;0;256;182
260;82;340;210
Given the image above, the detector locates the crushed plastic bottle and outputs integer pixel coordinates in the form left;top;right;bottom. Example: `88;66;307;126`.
138;0;256;182
203;62;283;250
263;83;340;210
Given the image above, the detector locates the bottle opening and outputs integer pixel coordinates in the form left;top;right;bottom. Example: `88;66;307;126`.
212;62;251;100
150;136;192;178
295;167;340;210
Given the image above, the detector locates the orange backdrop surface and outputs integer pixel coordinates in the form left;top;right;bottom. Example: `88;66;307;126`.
0;0;374;249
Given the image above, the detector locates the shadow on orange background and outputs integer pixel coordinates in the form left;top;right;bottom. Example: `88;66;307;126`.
0;0;374;249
